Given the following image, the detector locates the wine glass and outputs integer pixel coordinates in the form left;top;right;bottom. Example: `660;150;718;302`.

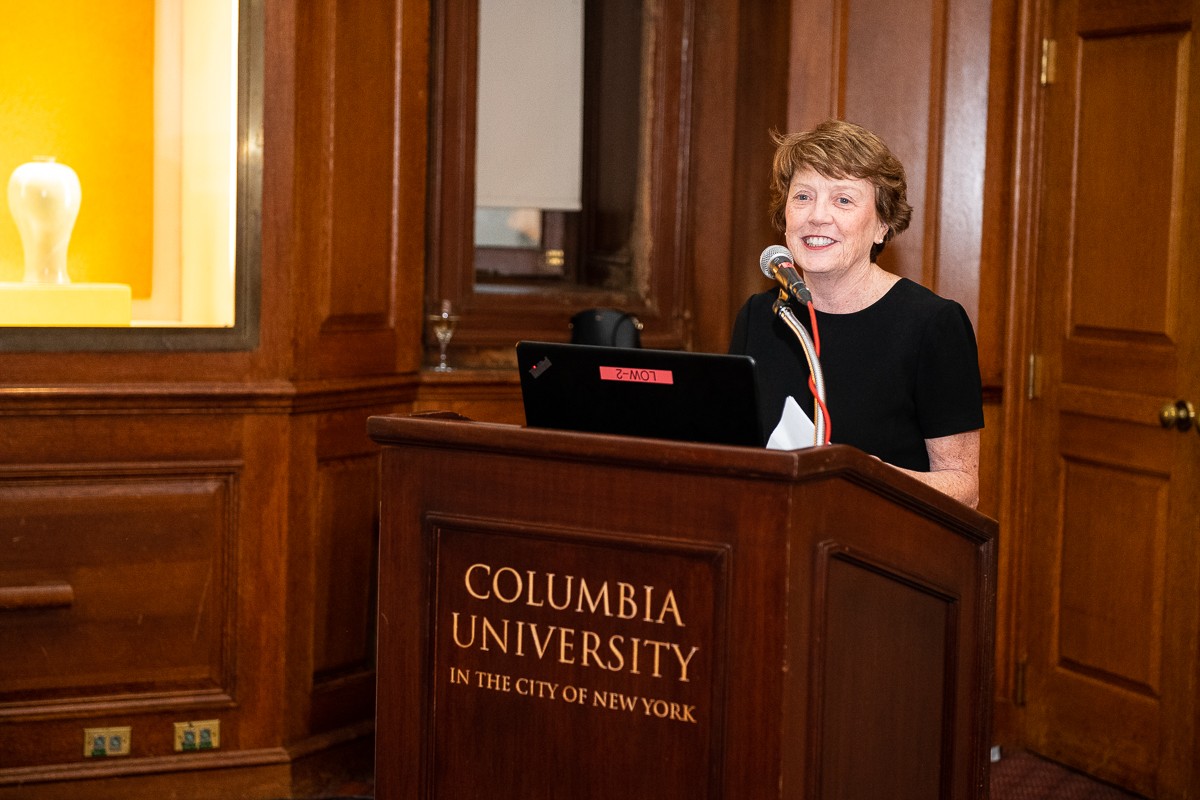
427;299;460;372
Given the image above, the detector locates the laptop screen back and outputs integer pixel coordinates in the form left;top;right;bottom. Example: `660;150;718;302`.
516;341;764;447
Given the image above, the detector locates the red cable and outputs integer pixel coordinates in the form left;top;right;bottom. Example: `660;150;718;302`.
807;301;832;444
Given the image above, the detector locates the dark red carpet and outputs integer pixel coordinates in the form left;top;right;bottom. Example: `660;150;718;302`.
296;748;1144;798
990;750;1143;799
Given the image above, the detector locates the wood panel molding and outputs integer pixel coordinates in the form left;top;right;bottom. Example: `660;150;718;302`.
0;377;424;417
0;464;241;715
292;0;404;378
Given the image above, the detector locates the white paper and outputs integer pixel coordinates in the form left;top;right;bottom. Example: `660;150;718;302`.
766;395;817;451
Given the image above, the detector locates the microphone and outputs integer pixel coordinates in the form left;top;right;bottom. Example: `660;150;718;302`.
759;245;812;304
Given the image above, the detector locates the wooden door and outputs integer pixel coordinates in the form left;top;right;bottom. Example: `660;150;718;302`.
1022;0;1200;796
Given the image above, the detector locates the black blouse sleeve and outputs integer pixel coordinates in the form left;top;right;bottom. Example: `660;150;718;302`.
914;301;985;438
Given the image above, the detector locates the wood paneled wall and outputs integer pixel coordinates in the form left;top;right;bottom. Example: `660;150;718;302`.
0;2;431;797
0;0;1019;796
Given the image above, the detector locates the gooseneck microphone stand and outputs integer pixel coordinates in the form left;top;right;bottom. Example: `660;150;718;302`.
770;289;827;447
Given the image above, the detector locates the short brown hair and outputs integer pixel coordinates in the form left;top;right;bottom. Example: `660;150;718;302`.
768;120;912;262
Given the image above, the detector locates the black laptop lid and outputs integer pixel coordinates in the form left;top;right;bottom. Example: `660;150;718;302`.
516;341;764;447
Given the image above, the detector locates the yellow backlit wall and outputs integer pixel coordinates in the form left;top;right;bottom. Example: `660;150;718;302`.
0;1;155;296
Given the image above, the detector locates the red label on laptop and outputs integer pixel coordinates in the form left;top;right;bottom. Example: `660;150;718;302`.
599;366;674;385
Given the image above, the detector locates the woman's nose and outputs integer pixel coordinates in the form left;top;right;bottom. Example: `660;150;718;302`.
808;198;835;222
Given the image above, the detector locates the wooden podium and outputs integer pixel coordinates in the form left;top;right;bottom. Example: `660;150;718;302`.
368;413;996;799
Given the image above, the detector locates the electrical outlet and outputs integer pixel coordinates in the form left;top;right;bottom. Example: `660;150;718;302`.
83;726;131;757
173;719;221;752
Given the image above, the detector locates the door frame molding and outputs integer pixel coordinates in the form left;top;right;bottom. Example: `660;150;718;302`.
992;0;1047;744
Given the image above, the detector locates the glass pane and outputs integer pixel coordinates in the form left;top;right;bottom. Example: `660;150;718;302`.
0;0;243;330
474;207;542;249
473;0;644;291
474;0;584;212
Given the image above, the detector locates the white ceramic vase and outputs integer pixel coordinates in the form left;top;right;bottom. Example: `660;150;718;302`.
8;157;82;285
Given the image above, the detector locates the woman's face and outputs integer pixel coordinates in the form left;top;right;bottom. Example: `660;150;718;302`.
783;167;888;279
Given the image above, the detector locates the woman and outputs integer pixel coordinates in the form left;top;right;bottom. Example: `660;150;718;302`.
729;119;983;507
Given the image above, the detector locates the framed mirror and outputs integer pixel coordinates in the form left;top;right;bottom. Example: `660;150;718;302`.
0;0;262;351
426;0;694;363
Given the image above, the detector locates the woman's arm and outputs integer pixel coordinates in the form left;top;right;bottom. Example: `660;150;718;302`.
890;429;980;508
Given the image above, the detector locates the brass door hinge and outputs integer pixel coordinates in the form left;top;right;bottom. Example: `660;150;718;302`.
1014;659;1028;707
1040;39;1057;85
1026;353;1042;400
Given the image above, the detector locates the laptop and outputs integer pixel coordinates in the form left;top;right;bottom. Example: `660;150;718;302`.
516;340;764;447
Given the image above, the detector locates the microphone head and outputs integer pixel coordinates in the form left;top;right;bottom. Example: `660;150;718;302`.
759;244;793;278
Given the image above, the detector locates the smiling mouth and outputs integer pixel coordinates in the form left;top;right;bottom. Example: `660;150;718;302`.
802;236;835;247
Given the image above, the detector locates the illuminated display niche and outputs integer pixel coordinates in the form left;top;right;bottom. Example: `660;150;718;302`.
0;0;256;339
